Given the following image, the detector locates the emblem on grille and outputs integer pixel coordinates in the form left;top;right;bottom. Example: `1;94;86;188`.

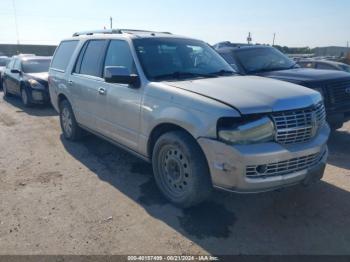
345;87;350;94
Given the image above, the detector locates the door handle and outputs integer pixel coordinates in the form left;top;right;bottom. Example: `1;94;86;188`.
98;87;106;95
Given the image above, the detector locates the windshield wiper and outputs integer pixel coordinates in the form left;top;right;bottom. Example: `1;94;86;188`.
209;69;236;76
152;71;217;81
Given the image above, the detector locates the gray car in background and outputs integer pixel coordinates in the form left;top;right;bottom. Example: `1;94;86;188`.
49;29;330;207
298;60;350;73
0;56;10;89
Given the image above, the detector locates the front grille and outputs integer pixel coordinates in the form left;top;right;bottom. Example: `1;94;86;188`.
246;150;326;179
328;80;350;105
271;102;326;145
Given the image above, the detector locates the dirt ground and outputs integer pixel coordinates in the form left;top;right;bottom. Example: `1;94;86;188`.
0;94;350;255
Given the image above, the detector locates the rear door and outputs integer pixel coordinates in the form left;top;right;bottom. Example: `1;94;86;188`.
69;39;109;130
6;58;21;94
3;58;15;91
12;59;22;94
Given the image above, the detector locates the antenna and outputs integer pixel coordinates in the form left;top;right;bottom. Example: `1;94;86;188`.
110;17;113;29
12;0;20;45
273;33;276;46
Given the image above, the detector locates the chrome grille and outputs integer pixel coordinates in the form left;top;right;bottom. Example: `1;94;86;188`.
328;80;350;105
271;102;326;145
246;150;326;179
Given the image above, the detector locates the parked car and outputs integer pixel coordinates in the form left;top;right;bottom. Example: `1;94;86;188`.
2;55;52;106
0;56;10;89
49;29;329;207
216;44;350;129
298;59;350;73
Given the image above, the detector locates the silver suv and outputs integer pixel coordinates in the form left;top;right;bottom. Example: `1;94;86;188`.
49;29;330;207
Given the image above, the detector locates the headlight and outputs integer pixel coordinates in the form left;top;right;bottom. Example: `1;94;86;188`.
28;79;44;89
313;87;324;100
218;117;275;145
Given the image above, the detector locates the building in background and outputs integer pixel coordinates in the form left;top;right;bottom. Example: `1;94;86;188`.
0;44;57;57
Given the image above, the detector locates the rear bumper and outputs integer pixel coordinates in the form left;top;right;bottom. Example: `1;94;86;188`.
198;124;330;193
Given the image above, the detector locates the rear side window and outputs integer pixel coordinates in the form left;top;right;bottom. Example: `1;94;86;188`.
78;40;108;77
51;40;78;71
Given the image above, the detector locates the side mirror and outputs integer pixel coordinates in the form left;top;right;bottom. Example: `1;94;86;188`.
11;69;21;74
104;66;140;88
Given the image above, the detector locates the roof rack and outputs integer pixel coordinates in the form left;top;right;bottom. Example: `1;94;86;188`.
72;29;172;37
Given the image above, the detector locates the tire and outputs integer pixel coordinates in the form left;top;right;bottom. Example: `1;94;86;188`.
2;81;11;98
21;87;32;107
152;130;212;208
59;99;83;141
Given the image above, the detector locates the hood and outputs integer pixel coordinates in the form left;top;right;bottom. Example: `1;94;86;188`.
26;72;49;82
165;76;321;115
256;68;350;84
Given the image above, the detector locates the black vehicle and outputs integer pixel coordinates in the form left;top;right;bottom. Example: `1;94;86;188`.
2;56;52;106
216;44;350;129
0;56;10;89
298;59;350;73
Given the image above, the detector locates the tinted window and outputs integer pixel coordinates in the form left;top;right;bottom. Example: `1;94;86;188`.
51;40;78;71
234;47;295;73
22;59;51;73
13;59;21;70
299;61;314;68
220;52;240;71
104;40;135;74
339;64;350;73
316;63;337;70
79;40;107;77
0;58;9;66
133;38;234;81
7;59;15;69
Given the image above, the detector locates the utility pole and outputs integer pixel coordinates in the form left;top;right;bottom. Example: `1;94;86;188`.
110;17;113;29
12;0;20;46
272;33;276;46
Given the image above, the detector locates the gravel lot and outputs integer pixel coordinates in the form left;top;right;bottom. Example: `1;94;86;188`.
0;94;350;255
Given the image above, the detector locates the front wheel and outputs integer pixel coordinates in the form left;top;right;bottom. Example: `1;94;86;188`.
152;131;212;208
21;87;32;107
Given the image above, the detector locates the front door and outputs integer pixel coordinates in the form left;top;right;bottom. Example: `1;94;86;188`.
97;40;142;151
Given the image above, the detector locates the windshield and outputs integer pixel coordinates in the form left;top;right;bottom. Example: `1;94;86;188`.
235;47;296;73
340;64;350;73
133;38;235;81
0;58;9;67
22;59;51;73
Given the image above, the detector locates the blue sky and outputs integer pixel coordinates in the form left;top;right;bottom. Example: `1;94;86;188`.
0;0;349;47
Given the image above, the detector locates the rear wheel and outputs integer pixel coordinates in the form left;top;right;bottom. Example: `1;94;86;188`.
59;100;83;141
152;131;212;208
2;81;11;98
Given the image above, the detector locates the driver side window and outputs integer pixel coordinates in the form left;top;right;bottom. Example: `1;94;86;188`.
104;40;136;75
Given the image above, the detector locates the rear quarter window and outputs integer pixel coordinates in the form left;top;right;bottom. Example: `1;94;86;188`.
51;40;79;72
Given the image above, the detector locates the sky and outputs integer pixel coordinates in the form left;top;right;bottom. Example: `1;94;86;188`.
0;0;349;47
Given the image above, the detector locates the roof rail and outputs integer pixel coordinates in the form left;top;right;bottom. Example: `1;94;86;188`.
72;29;172;37
72;29;122;37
